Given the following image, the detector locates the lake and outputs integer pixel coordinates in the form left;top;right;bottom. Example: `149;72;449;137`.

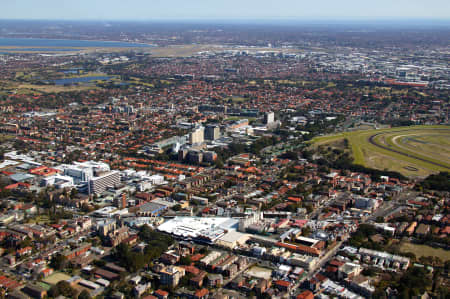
0;37;152;50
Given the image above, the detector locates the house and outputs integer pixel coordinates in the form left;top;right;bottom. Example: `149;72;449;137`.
0;275;22;291
307;273;328;292
154;289;169;299
16;246;32;257
133;282;152;297
274;280;291;292
190;271;207;288
255;278;271;294
415;224;430;236
183;265;200;276
62;243;91;260
206;273;223;287
338;262;362;280
348;275;375;297
39;268;54;278
297;290;314;299
194;288;209;299
111;292;125;299
230;275;245;290
160;251;180;265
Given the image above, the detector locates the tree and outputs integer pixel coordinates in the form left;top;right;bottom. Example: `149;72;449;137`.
419;172;450;192
214;156;224;168
48;285;60;298
402;252;416;261
362;267;376;277
55;280;78;298
302;226;311;237
78;290;91;299
180;256;192;265
376;216;385;223
112;243;147;272
50;254;68;271
70;188;78;198
93;259;106;267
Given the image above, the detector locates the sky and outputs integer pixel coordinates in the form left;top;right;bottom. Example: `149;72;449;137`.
2;0;450;20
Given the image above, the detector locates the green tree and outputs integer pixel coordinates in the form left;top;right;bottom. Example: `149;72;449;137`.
376;216;385;223
50;254;68;271
180;256;192;265
55;280;78;298
78;290;91;299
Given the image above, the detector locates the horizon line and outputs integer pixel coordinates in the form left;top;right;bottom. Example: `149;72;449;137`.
1;16;450;22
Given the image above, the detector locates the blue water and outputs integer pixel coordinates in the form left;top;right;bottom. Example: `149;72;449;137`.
0;37;151;49
53;76;113;85
4;48;82;52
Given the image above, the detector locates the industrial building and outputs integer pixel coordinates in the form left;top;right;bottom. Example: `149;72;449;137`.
157;217;239;244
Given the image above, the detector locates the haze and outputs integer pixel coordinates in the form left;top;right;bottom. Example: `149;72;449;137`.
2;0;450;20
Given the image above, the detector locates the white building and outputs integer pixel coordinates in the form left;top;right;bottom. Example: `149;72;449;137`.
88;171;120;194
189;126;205;144
58;160;109;184
41;175;74;189
264;111;275;125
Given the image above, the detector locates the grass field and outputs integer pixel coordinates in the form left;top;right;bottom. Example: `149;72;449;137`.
310;125;450;178
37;282;51;291
225;116;257;122
17;83;98;93
230;96;249;103
43;272;71;285
0;134;14;143
400;242;450;261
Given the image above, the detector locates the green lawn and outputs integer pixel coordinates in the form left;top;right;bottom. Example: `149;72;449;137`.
309;125;450;177
400;242;450;261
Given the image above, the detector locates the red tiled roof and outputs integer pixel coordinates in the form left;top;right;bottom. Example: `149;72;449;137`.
288;197;302;203
275;242;320;255
155;289;169;296
297;290;314;299
195;288;209;298
275;280;291;287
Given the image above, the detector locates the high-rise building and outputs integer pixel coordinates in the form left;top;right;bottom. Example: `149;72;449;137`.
264;112;275;125
205;124;220;140
88;171;120;195
189;126;204;144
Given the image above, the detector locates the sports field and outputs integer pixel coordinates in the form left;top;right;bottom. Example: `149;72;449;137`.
310;125;450;178
42;272;71;285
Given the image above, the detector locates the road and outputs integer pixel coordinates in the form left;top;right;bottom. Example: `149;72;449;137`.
304;240;345;281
